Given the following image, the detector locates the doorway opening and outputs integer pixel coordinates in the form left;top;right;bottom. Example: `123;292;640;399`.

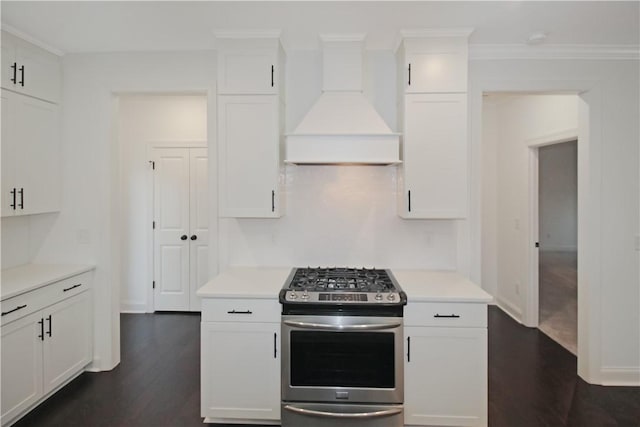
481;92;581;354
115;93;208;313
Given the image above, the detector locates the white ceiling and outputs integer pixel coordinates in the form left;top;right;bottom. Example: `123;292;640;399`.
1;1;638;54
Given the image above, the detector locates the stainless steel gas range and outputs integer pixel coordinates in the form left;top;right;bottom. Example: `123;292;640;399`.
279;267;407;427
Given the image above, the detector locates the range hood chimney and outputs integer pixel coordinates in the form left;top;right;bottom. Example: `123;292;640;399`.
286;34;400;165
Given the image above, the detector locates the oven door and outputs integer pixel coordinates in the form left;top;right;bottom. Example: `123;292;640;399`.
282;315;403;404
282;402;403;427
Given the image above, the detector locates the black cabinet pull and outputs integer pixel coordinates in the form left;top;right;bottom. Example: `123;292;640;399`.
274;332;277;358
190;235;197;241
38;318;44;341
10;188;16;210
227;310;252;315
407;336;411;362
19;65;24;86
408;190;411;212
1;304;27;316
271;65;274;87
18;188;24;209
63;283;82;292
46;315;52;337
408;63;411;86
434;313;461;318
10;62;17;84
271;190;275;212
180;235;188;240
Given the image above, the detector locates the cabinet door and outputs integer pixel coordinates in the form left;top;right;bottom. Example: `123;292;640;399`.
153;148;191;311
404;326;487;427
189;148;209;312
15;43;61;103
1;37;16;90
404;39;468;93
42;291;92;394
201;322;280;422
218;49;278;94
1;90;17;217
218;95;281;218
400;93;467;218
14;94;61;216
1;311;44;425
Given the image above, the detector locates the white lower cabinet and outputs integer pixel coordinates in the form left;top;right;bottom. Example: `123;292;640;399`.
201;320;280;424
1;272;93;427
404;303;488;427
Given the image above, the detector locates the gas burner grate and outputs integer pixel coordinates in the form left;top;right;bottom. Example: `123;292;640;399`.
289;267;396;293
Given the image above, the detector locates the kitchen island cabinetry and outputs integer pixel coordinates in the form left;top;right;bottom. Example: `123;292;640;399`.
216;33;286;218
1;265;94;427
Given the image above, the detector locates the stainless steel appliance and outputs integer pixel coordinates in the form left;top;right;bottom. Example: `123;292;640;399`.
279;267;407;427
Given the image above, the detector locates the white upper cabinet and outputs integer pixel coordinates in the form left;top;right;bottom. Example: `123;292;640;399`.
1;31;61;104
396;30;471;219
216;33;285;95
216;33;285;218
1;89;61;217
397;30;472;94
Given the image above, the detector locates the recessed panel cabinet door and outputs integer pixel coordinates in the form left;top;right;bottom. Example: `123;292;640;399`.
218;95;280;218
42;292;92;394
154;149;191;311
400;93;468;218
404;326;487;427
201;322;280;422
1;312;44;425
189;148;209;312
217;49;278;94
15;43;61;103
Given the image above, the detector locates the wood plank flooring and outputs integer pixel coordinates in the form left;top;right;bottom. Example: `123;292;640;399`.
13;308;640;427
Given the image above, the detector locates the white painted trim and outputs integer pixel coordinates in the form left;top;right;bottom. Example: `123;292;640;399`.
525;147;540;328
526;128;579;148
495;297;523;324
120;302;147;314
600;367;640;386
400;28;475;39
320;33;366;43
0;24;65;56
471;44;640;61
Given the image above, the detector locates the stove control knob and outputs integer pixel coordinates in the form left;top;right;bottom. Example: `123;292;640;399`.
301;291;310;300
375;293;383;301
387;293;396;301
289;292;297;300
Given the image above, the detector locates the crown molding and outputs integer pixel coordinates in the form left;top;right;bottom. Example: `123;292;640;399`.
470;44;640;61
320;33;366;43
1;23;65;56
394;28;474;52
214;30;282;40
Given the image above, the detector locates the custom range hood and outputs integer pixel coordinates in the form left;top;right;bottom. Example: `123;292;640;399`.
286;34;400;165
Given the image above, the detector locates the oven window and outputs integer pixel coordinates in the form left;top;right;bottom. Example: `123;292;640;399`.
290;331;395;388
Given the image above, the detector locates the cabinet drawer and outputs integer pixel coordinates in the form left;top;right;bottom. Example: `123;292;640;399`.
202;298;280;323
405;302;486;327
1;272;92;326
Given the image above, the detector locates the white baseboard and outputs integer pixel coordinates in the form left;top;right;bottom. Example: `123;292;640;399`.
495;297;523;324
120;301;147;313
600;367;640;386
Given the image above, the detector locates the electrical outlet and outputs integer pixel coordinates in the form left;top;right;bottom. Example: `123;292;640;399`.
77;229;91;244
515;282;520;295
514;219;520;230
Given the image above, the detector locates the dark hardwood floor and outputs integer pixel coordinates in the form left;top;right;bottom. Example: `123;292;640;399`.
14;308;640;427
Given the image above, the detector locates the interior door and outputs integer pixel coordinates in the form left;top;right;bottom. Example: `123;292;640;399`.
153;148;190;311
189;148;209;312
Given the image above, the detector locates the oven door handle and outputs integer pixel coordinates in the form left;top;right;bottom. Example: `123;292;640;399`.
283;320;401;331
283;405;402;419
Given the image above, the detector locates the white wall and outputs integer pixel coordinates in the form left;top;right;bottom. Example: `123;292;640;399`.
31;51;217;371
117;94;207;312
482;94;579;316
539;141;578;251
472;58;639;384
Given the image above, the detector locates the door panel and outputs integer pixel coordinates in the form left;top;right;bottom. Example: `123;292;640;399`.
153;149;190;311
1;90;16;217
189;148;209;312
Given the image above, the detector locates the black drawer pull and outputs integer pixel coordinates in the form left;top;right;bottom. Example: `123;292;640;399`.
434;313;460;318
19;65;24;86
63;283;82;292
227;310;252;315
1;304;27;316
46;315;52;337
10;62;17;84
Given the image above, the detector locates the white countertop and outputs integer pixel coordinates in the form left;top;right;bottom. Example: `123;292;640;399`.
2;263;96;301
197;267;492;304
197;267;292;299
391;270;493;303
